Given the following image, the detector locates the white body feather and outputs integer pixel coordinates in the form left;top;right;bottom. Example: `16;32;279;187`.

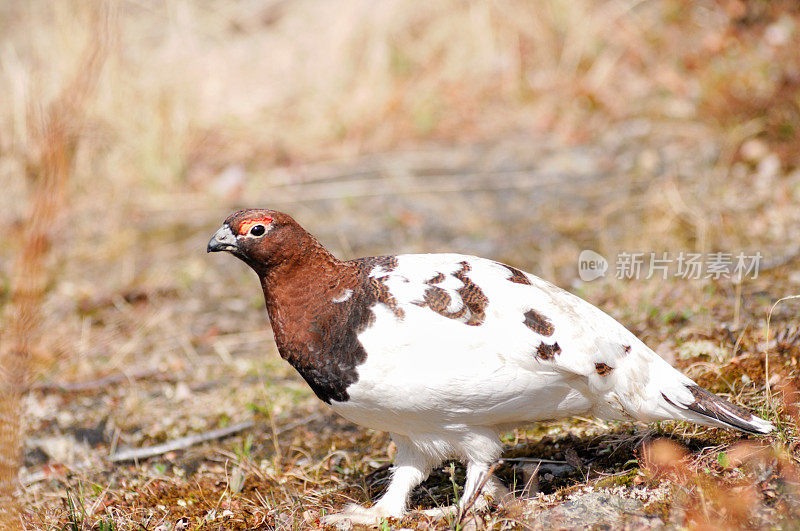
323;253;772;522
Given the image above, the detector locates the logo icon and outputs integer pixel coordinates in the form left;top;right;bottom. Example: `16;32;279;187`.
578;250;608;282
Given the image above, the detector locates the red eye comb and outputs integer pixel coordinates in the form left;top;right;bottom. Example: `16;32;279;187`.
239;216;273;235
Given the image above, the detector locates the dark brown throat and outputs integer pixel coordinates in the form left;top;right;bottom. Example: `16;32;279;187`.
258;241;373;404
259;234;347;347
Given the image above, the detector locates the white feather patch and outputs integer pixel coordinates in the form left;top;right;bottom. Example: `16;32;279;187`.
332;289;353;303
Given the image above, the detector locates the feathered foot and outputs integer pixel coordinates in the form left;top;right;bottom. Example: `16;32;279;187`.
322;503;398;527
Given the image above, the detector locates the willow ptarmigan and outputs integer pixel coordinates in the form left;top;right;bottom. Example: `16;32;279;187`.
208;209;773;524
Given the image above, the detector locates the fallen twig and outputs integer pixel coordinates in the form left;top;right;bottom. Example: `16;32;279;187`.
20;463;74;487
500;457;570;465
109;412;324;463
109;420;255;463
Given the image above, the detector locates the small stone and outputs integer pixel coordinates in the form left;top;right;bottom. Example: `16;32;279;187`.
173;382;192;401
333;519;353;531
757;154;781;181
741;139;768;162
765;15;794;47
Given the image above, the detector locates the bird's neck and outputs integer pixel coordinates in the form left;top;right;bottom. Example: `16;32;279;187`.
258;242;358;360
257;245;369;403
261;235;341;288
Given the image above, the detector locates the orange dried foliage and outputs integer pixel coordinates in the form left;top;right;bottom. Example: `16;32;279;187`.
0;4;110;526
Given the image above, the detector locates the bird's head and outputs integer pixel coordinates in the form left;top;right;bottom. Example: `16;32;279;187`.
207;209;308;272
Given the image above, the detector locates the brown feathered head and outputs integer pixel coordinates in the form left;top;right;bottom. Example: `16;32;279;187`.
207;209;321;273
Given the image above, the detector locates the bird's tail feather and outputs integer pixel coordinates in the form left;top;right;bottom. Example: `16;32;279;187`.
661;384;774;434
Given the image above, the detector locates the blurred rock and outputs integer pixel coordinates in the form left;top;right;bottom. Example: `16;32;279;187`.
765;15;795;47
531;492;661;529
757;153;781;181
741;138;768;162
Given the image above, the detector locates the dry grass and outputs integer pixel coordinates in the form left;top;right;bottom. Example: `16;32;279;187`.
2;0;800;528
4;0;797;195
0;3;110;526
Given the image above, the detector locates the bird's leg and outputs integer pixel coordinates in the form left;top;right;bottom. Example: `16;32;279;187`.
459;460;508;511
461;461;490;507
419;460;509;520
422;429;507;520
323;434;434;525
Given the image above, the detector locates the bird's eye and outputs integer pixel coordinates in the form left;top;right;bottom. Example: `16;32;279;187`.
249;224;266;236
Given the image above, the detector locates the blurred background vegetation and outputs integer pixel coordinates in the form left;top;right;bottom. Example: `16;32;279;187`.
2;0;800;528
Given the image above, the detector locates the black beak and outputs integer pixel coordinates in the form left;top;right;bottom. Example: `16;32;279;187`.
207;225;238;253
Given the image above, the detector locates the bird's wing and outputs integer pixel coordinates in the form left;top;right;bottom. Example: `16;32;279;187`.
361;253;639;374
355;255;663;420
